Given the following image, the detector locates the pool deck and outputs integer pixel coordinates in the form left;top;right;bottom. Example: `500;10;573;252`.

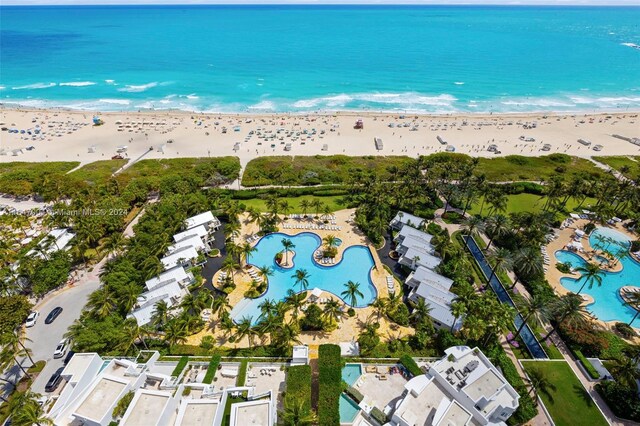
546;218;637;330
188;208;413;347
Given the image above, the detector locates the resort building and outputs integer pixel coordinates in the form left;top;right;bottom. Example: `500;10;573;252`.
169;233;206;253
173;225;209;244
128;266;194;325
161;245;200;269
47;351;279;426
184;211;221;233
407;267;462;332
26;228;75;258
390;211;427;231
390;346;519;426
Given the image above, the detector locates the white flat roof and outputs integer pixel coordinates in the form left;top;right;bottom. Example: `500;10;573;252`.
175;400;220;426
409;266;453;291
161;245;199;269
120;390;171;426
174;225;208;242
391;211;425;228
185;211;216;230
169;235;205;253
62;353;102;382
229;399;272;426
145;266;190;290
74;377;128;422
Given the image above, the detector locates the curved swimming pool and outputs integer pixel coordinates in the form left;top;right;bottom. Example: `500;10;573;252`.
557;227;638;324
230;232;378;323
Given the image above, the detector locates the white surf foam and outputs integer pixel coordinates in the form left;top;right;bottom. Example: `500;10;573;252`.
12;82;56;90
105;79;116;84
621;42;640;50
118;82;159;93
98;98;131;106
59;81;96;87
248;100;276;111
454;82;465;85
186;94;199;100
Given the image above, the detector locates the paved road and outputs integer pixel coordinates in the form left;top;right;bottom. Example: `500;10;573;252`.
24;262;103;394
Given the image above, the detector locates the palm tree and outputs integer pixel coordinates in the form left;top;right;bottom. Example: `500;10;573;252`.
610;356;640;388
279;397;317;426
258;265;274;282
224;221;241;240
234;316;258;346
119;319;148;353
526;368;556;402
410;298;433;325
323;234;338;248
163;319;188;349
221;256;239;279
104;232;127;257
450;301;467;332
311;199;323;218
3;331;37;375
151;300;171;329
211;296;231;319
462;216;485;238
623;289;640;326
542;293;591;342
0;344;32;380
484;215;511;251
341;281;364;307
370;298;387;320
284;289;306;320
299;200;311;218
574;262;604;295
292;269;311;291
9;390;53;426
281;238;295;266
513;294;549;340
323;299;343;324
487;247;513;284
510;246;544;289
240;242;257;266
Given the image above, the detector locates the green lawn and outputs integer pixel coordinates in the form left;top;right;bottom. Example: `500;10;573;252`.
467;193;597;216
521;360;608;426
240;195;345;213
475;154;604;182
592;156;640;179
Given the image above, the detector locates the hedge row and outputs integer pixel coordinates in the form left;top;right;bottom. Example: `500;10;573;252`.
237;360;248;386
217;185;350;200
399;354;423;377
202;355;221;384
318;344;342;426
285;365;312;412
596;381;640;422
172;356;189;377
572;348;600;379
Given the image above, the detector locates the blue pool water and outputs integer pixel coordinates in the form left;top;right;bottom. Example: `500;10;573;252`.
342;364;362;386
339;393;361;424
557;227;638;324
1;5;639;113
230;232;377;323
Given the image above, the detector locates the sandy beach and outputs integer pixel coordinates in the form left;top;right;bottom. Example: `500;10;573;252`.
1;107;639;168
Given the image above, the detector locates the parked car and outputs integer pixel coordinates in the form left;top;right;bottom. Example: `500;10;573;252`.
111;154;124;160
63;350;75;366
25;311;39;328
45;367;65;392
53;339;68;359
44;307;63;324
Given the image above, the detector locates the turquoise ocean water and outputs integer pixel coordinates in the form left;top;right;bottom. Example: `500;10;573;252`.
1;5;639;113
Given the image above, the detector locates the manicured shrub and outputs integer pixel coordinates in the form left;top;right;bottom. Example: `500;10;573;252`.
172;356;189;377
200;335;215;350
237;360;248;386
399;354;422;377
285;365;312;412
318;345;342;426
596;381;640;422
572;348;600;379
202;355;221;384
387;304;410;326
345;386;363;403
614;322;637;339
370;406;387;425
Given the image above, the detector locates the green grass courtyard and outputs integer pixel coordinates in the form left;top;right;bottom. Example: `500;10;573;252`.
521;360;608;426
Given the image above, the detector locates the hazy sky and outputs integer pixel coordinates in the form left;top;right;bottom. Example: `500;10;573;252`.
3;0;638;5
